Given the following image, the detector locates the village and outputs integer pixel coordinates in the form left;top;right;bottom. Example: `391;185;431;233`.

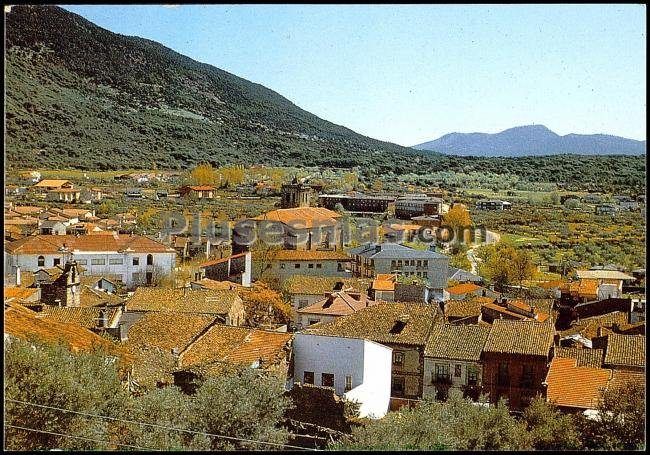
3;166;645;448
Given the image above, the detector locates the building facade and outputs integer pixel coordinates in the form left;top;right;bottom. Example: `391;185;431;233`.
349;242;449;291
395;194;444;219
4;234;176;287
292;333;392;418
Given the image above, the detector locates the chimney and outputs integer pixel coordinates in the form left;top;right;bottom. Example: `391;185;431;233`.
97;308;108;329
206;239;211;258
16;266;21;287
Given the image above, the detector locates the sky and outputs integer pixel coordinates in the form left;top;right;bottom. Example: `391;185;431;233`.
61;4;646;146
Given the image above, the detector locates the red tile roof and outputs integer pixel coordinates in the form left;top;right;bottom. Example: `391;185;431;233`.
484;319;554;356
3;301;131;365
5;234;176;254
297;291;376;316
545;357;611;409
179;325;292;371
446;283;482;295
253;207;341;228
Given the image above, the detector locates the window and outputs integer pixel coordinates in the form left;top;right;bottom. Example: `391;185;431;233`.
392;377;405;395
298;299;309;307
133;257;140;266
109;258;123;265
38;256;45;267
417;260;422;268
316;264;322;269
467;366;479;386
422;272;428;278
53;258;61;266
454;365;462;378
337;263;344;271
521;364;534;388
295;263;300;269
345;375;353;392
321;373;334;388
497;362;509;386
397;260;402;268
423;260;429;267
393;352;404;365
146;254;153;265
303;371;314;385
435;363;450;382
308;319;320;326
280;263;285;269
76;259;87;265
308;263;314;269
391;260;396;268
91;258;106;265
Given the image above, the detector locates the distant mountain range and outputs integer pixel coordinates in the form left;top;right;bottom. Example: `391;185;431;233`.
413;125;646;157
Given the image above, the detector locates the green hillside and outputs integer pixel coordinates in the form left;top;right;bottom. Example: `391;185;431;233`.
4;5;646;193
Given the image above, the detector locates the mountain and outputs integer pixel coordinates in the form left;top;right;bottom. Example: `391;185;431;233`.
413;125;646;157
3;6;646;193
5;5;430;171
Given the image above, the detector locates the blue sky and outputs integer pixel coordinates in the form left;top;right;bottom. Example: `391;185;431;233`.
61;4;646;146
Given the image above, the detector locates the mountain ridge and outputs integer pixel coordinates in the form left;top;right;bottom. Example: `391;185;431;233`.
414;125;646;157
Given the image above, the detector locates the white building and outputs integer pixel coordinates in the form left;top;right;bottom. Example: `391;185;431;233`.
292;333;392;418
4;234;176;287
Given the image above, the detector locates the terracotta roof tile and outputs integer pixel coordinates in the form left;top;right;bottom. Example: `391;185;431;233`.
303;302;439;346
126;288;241;315
34;179;72;188
5;234;176;254
446;283;482;295
179;325;292;371
545;357;611;409
372;274;396;291
554;347;605;368
39;305;121;328
603;334;645;367
125;312;217;352
424;324;490;361
576;270;635;281
444;297;489;320
484;319;554;356
253;207;341;228
3;301;131;364
190;278;243;291
3;287;39;301
79;286;124;307
559;312;629;339
297;291;376;316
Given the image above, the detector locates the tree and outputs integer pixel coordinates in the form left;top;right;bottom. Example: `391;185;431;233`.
576;379;645;450
522;397;582;450
191;163;216;185
4;339;129;451
5;339;293;451
510;248;537;289
333;392;532;451
478;242;536;292
240;282;293;326
443;205;472;231
371;179;383;192
97;199;118;216
191;368;291;450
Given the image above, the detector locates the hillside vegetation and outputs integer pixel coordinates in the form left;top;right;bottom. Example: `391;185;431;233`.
4;5;646;193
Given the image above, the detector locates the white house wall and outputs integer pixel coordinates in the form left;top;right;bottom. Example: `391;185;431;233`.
5;252;176;285
292;334;391;419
